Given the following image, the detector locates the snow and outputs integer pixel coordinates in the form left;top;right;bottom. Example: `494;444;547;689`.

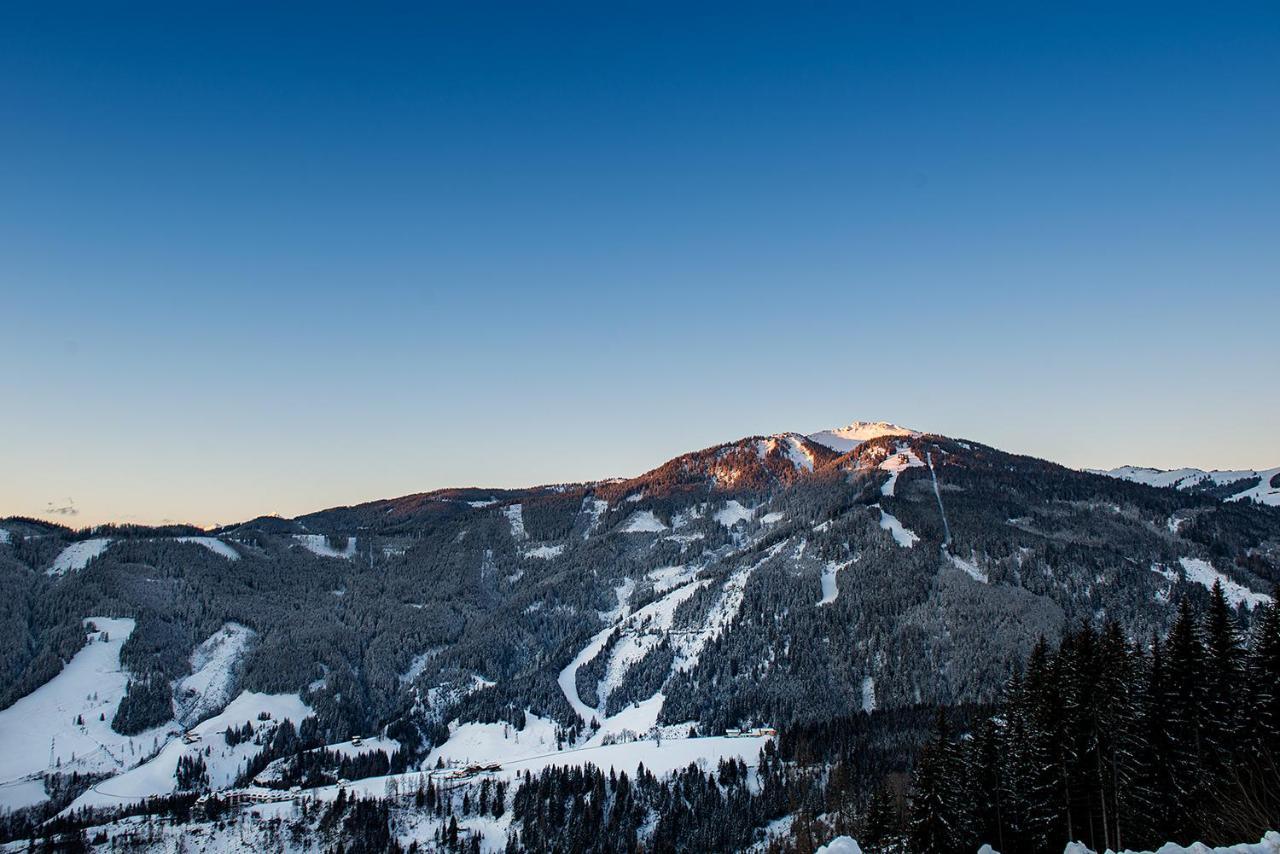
861;676;876;713
174;536;240;560
559;579;709;728
559;628;618;725
348;734;772;802
818;560;853;606
647;564;700;594
593;584;706;715
1091;465;1280;507
807;421;918;453
1179;557;1272;609
620;510;667;533
879;445;925;497
425;714;561;768
47;538;112;576
782;435;816;471
947;550;988;583
293;534;356;559
0;778;47;811
669;545;781;672
0;618;173;811
817;838;864;854
581;496;609;538
714;500;754;527
873;505;919;548
399;647;445;684
503;503;527;540
1038;832;1280;853
1227;467;1280;506
523;544;564;560
757;434;816;471
255;737;399;785
466;498;498;508
173;624;256;726
65;690;311;814
760;511;785;524
0;528;10;545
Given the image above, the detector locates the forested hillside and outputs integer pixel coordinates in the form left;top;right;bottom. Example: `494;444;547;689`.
1;423;1277;851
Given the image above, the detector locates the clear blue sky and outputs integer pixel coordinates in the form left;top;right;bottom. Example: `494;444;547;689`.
2;2;1277;527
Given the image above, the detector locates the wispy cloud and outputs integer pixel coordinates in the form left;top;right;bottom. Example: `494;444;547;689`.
45;498;79;517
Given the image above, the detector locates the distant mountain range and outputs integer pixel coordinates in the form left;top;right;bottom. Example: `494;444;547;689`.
1089;464;1280;506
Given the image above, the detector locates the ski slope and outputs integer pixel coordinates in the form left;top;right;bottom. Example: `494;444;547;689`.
65;691;311;814
0;618;169;810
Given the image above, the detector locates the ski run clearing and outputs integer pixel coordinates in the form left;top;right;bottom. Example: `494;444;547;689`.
947;550;989;583
47;538;112;576
714;499;754;527
173;623;257;726
879;444;925;497
174;536;240;560
818;559;854;606
874;504;919;548
1178;557;1272;609
620;510;667;533
557;542;785;744
293;534;357;559
43;537;240;577
503;503;527;541
0;618;165;811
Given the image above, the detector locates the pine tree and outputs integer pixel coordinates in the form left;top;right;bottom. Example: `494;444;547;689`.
1164;595;1209;841
1203;580;1243;763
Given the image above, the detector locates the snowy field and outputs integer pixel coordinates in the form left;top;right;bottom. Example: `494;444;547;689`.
46;538;112;576
65;691;311;814
293;534;357;559
0;618;172;811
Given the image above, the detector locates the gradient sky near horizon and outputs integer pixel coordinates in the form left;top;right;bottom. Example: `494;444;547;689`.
2;2;1277;528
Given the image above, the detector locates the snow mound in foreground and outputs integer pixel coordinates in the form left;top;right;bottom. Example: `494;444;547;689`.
816;838;863;854
823;834;1280;854
982;831;1280;854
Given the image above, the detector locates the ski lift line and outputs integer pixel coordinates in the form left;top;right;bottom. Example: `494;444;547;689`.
926;451;951;548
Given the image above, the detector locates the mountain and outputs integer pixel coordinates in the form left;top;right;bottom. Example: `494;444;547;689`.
1089;464;1280;506
1;421;1278;850
805;420;919;453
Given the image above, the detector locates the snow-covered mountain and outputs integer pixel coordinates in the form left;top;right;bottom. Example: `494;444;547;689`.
806;420;919;453
1089;464;1280;506
2;419;1278;851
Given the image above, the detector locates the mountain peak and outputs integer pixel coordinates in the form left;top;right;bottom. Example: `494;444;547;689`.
806;421;919;453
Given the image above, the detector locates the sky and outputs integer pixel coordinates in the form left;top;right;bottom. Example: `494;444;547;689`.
1;2;1277;528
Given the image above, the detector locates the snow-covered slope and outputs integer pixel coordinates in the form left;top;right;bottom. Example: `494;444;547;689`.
47;538;113;576
65;690;311;814
293;534;357;558
1090;465;1280;507
807;421;918;453
173;623;257;726
174;536;240;560
0;618;170;811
